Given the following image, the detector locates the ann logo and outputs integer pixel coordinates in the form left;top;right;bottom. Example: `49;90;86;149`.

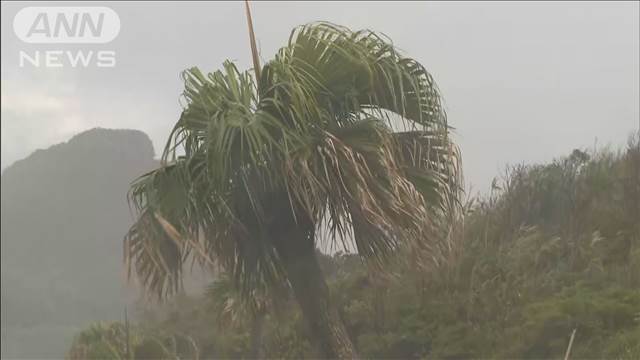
13;7;120;44
27;12;105;39
13;7;119;67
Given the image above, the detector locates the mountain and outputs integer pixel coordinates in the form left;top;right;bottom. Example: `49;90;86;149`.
1;128;158;358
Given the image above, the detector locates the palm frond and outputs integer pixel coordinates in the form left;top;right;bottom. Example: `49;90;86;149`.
124;22;462;299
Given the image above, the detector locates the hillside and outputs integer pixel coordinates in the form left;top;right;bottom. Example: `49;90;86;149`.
67;135;640;359
1;128;157;358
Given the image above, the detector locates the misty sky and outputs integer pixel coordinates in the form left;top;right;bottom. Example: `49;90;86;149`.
1;1;638;192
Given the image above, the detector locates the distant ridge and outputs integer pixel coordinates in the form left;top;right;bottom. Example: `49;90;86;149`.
1;128;157;358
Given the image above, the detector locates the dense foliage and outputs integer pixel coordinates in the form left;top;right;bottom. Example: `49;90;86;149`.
69;137;639;359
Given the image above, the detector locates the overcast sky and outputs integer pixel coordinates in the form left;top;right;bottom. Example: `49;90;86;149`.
1;1;638;192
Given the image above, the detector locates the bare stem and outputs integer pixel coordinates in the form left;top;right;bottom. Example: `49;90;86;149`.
244;0;261;84
563;328;577;360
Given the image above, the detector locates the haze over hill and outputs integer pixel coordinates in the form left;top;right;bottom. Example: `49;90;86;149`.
2;2;638;191
1;128;157;358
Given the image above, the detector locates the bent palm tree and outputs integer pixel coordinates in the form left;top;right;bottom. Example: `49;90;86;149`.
125;22;461;358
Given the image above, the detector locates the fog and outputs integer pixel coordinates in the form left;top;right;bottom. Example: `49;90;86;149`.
1;2;638;358
2;1;638;190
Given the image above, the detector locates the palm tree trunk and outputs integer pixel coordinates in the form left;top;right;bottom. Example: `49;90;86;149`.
249;310;266;359
273;223;358;359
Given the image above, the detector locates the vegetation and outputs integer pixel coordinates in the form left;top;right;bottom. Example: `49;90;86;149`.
123;22;460;358
67;321;199;360
71;134;640;359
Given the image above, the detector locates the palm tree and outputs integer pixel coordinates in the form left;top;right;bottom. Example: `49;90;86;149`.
124;21;461;358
